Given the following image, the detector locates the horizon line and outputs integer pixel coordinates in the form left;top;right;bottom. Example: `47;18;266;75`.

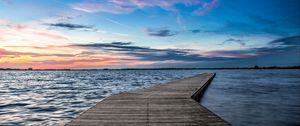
1;65;299;70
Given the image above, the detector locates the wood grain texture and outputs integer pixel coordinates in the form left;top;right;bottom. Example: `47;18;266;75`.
66;73;230;126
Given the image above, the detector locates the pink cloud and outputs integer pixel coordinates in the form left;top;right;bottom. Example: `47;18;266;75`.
193;0;219;16
0;48;35;57
127;0;200;7
0;20;69;41
31;30;69;40
70;0;218;16
0;48;6;55
0;47;154;69
0;37;4;41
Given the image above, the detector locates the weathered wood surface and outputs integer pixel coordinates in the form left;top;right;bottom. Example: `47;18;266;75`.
66;73;230;126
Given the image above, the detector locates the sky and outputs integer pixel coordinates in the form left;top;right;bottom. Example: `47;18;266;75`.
0;0;299;69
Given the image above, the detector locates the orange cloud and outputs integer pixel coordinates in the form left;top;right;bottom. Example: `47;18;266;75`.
0;19;70;47
0;47;156;69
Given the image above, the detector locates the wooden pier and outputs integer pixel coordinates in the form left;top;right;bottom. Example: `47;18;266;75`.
66;73;230;126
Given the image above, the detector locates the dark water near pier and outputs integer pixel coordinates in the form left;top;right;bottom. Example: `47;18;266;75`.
201;70;300;126
0;70;299;126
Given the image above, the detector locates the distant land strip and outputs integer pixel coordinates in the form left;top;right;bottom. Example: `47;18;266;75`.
0;66;299;71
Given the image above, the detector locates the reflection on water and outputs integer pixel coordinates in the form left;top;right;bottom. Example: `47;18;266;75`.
0;70;203;125
201;70;300;126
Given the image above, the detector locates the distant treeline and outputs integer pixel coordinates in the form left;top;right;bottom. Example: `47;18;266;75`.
0;65;299;71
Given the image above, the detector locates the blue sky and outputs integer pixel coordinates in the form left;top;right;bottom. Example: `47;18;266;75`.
0;0;299;68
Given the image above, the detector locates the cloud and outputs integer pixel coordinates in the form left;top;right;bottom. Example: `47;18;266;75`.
203;50;256;58
32;59;102;65
40;15;79;23
269;35;300;46
0;48;76;57
73;42;157;52
74;36;299;62
44;22;105;32
145;27;178;37
203;47;282;58
0;36;5;41
39;15;104;33
204;35;300;58
50;15;78;21
33;30;69;40
219;38;246;46
70;2;135;14
70;0;218;16
192;0;218;16
103;17;130;28
73;42;236;62
144;28;207;36
46;22;89;29
0;47;140;69
0;20;69;41
144;28;201;36
110;41;132;45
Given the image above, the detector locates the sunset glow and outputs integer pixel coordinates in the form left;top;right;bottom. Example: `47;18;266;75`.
0;0;299;69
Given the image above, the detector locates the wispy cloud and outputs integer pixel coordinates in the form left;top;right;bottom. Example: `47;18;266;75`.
103;17;130;28
0;20;69;41
70;2;135;14
218;38;246;46
205;35;300;58
203;50;256;58
0;47;75;57
192;0;218;16
73;41;235;62
41;15;79;23
70;0;218;16
2;35;298;69
45;22;101;32
269;35;300;46
145;27;178;37
144;28;203;36
46;23;89;30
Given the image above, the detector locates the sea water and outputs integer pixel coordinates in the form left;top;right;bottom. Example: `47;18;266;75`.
0;70;202;125
201;70;300;126
0;70;299;126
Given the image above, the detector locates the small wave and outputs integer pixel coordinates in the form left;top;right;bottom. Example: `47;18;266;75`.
28;106;58;113
0;103;29;109
55;81;75;84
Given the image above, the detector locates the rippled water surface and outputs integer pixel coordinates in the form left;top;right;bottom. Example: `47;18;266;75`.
201;70;300;126
0;70;203;125
1;70;299;126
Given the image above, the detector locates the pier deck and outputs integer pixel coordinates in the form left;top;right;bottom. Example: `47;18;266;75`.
66;73;230;126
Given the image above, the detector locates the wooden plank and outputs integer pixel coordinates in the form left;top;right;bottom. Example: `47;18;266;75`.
65;73;230;126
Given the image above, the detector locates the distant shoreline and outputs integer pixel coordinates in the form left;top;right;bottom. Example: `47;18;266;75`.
1;66;299;71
